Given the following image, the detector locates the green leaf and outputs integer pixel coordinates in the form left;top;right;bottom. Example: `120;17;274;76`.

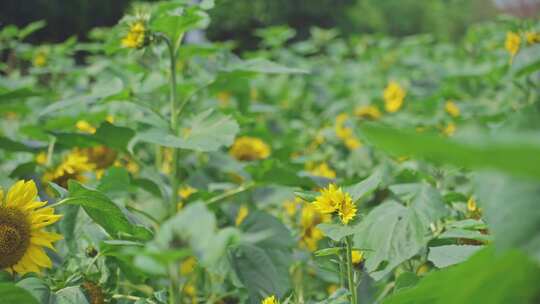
0;283;39;304
240;211;294;248
0;137;45;152
345;170;382;202
93;122;135;152
314;247;343;257
383;247;540;304
474;173;540;262
97;167;131;196
129;109;238;152
0;87;44;105
229;244;291;303
221;58;308;74
247;160;316;188
294;190;319;202
151;3;208;43
353;184;447;280
428;245;483;268
318;223;357;242
55;286;89;304
16;277;53;304
360;124;540;180
66;181;152;240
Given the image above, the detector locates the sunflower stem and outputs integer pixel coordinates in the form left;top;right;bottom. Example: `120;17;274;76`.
345;235;357;304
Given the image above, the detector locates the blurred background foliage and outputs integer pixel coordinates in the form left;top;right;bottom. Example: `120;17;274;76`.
2;0;499;50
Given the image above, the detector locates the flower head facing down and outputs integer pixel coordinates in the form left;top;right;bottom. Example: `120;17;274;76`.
383;81;406;113
0;180;62;274
505;31;521;63
312;184;357;224
261;295;278;304
121;21;147;49
229;136;271;161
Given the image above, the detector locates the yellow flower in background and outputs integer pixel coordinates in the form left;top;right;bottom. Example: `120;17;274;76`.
344;137;361;150
526;31;540;44
335;113;362;151
299;203;331;251
121;21;146;49
444;101;460;118
229;136;271;161
180;256;197;276
261;295;278;304
505;31;521;63
355;105;381;120
75;146;117;178
33;52;47;68
383;81;406;113
235;205;249;226
0;180;63;274
43;150;95;188
179;185;197;200
183;283;197;304
351;250;364;264
283;197;302;217
76;120;97;134
309;162;336;179
467;196;478;212
442;122;456;137
35;152;48;166
217;91;231;107
327;284;339;295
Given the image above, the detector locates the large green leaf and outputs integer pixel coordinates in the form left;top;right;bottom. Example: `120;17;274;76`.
16;277;54;304
66;181;152;240
229;244;291;303
383;247;540;304
353;184;447;280
240;211;294;248
129;109;238;152
55;286;90;304
359;124;540;180
428;245;483;268
345;170;382;202
0;283;39;304
474;172;540;262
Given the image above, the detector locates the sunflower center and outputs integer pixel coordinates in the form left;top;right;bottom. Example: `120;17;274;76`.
0;207;31;269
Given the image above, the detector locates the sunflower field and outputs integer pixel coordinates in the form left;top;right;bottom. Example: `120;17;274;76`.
1;1;540;304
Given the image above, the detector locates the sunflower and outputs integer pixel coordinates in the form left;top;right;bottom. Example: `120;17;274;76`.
312;184;357;224
0;180;62;274
43;150;95;188
121;21;147;49
261;295;278;304
383;81;406;113
229;136;271;161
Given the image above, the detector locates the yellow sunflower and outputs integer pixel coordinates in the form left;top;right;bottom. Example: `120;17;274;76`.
261;295;278;304
229;136;271;161
43;150;95;188
121;21;147;49
0;180;62;274
383;81;406;113
312;184;357;224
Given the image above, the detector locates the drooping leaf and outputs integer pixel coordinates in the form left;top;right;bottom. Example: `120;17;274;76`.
474;172;540;262
383;247;540;304
360;124;540;180
0;283;39;304
129;109;238;152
